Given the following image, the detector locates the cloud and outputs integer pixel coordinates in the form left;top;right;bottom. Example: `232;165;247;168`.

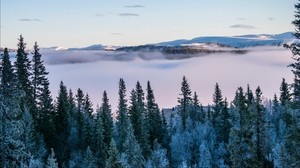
268;17;275;21
19;18;42;22
95;13;105;17
124;5;145;8
110;33;122;35
119;13;140;17
237;18;246;21
230;24;256;30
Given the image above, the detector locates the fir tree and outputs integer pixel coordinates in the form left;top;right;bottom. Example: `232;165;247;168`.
212;83;224;127
290;0;300;108
129;82;150;158
100;91;113;155
146;81;163;149
122;121;145;168
1;48;16;97
106;140;122;168
116;78;129;153
14;35;34;114
54;81;70;166
46;149;59;168
253;87;272;167
178;76;192;130
279;78;291;106
93;106;106;167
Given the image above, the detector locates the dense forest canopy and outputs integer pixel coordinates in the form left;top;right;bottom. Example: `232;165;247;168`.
1;2;300;168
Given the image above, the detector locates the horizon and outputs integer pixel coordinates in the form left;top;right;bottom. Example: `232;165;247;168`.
1;0;297;49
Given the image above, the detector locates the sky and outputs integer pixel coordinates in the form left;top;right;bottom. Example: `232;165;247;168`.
0;0;298;48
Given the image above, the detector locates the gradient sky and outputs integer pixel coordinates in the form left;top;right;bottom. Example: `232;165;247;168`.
0;0;297;48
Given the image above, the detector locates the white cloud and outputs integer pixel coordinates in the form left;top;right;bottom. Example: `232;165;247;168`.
230;24;256;30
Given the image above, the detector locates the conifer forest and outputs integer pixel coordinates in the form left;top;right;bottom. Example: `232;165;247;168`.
1;2;300;168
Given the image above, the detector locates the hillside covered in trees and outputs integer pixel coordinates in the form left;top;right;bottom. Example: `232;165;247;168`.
1;3;300;168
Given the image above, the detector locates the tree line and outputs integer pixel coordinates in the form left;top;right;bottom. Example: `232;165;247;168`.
1;2;300;168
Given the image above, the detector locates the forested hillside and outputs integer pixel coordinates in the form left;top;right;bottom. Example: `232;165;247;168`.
1;2;300;168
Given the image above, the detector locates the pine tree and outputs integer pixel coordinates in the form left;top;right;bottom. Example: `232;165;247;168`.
122;121;145;168
146;81;163;149
129;82;150;158
54;81;70;166
14;35;34;114
229;87;255;168
252;87;272;167
84;93;93;117
46;149;59;168
178;76;192;130
116;78;129;153
82;146;97;168
212;83;224;126
280;78;291;106
100;91;113;155
145;140;169;168
1;48;16;97
31;42;49;111
106;140;122;168
290;1;300;108
93;103;107;167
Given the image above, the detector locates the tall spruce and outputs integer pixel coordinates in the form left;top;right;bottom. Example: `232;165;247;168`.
54;81;71;166
14;35;34;113
116;78;129;153
100;91;113;155
129;81;150;158
146;81;163;148
291;1;300;108
280;78;291;106
253;87;272;167
1;48;16;96
178;76;192;130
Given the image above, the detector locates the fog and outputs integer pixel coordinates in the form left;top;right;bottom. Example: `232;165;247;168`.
41;46;294;112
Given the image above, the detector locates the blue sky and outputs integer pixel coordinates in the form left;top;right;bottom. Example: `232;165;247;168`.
0;0;297;48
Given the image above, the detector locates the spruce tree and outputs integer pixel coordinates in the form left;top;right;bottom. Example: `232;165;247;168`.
1;48;15;97
54;81;71;166
253;87;272;167
146;81;163;148
99;91;113;156
212;83;224;126
46;149;59;168
280;78;291;106
291;0;300;108
178;76;192;130
93;107;106;167
14;35;34;113
116;78;129;153
129;82;150;158
106;140;122;168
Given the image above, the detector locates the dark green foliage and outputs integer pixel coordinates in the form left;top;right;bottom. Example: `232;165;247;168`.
129;81;150;158
14;35;34;113
1;48;16;97
146;81;163;149
106;140;122;168
178;76;192;130
280;78;291;106
116;78;129;153
54;81;71;166
99;91;113;156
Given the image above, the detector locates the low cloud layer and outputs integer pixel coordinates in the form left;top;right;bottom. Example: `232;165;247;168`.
31;46;294;112
230;24;256;30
